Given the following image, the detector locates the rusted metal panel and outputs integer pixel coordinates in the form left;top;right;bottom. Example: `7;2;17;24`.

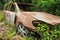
3;11;60;30
3;11;60;31
24;12;60;25
15;12;36;30
3;10;15;25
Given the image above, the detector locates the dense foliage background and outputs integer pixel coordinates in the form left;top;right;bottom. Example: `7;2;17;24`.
0;0;60;40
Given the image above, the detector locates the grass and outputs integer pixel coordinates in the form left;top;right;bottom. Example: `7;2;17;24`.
0;11;4;21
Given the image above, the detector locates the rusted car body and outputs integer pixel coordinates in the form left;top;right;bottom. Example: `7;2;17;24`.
3;2;60;36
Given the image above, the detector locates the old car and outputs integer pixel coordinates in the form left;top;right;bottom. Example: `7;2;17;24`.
3;2;60;37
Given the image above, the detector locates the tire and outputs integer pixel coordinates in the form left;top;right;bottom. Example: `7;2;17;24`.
16;23;29;37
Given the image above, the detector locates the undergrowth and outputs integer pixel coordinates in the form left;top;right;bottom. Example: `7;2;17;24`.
0;11;4;21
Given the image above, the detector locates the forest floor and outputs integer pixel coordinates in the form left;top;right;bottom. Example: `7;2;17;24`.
0;22;24;40
0;22;9;40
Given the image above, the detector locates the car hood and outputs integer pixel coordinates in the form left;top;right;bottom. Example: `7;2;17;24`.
23;12;60;25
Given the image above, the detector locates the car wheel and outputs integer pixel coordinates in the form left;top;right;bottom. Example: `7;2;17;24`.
16;23;29;37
